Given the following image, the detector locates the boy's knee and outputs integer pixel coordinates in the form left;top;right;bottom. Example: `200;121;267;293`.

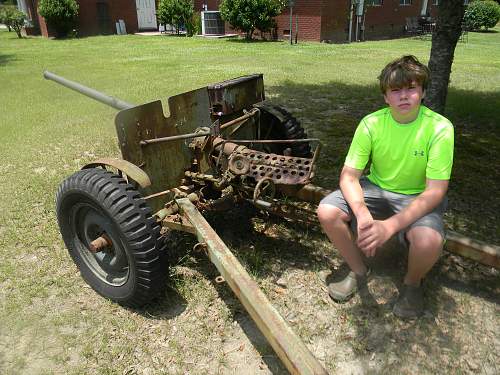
317;204;349;225
407;226;443;252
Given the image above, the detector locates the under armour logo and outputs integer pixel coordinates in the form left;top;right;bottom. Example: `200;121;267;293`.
414;150;425;156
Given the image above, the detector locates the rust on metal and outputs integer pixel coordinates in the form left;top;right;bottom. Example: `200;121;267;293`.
215;275;225;284
253;177;276;202
114;91;212;203
219;108;260;131
212;137;319;185
193;242;208;254
228;153;251;175
89;235;112;253
176;198;328;375
446;231;500;269
83;158;151;188
139;130;211;146
162;213;197;234
207;75;264;116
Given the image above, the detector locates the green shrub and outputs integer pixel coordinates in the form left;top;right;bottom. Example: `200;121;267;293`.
7;8;26;38
0;5;26;38
38;0;79;37
464;0;500;31
219;0;284;40
0;4;16;31
189;11;202;36
157;0;194;36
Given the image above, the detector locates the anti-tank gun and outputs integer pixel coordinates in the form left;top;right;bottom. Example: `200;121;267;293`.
45;71;499;375
46;71;330;374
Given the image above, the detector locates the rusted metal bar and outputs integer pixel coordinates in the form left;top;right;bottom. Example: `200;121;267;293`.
140;110;260;147
219;108;259;130
222;138;320;145
176;198;328;375
43;71;135;111
140;131;211;146
445;231;500;268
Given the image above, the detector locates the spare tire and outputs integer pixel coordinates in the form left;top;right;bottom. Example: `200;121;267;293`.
255;104;312;158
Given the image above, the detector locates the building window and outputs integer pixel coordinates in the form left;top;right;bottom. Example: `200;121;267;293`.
367;0;383;5
400;0;412;5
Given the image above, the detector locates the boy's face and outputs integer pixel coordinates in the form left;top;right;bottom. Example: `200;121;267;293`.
384;81;424;123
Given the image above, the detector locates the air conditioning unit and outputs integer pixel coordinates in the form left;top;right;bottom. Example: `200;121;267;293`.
201;11;225;35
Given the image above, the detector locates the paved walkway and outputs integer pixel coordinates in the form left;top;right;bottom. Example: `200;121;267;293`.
133;31;238;39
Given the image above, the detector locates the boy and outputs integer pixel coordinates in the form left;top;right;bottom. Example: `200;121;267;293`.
317;55;454;318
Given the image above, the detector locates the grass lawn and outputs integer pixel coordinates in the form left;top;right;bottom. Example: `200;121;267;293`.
0;28;499;374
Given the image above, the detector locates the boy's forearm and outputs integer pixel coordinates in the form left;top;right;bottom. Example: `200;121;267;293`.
385;184;447;235
339;172;371;220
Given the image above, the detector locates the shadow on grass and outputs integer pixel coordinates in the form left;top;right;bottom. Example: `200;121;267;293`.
131;285;188;320
469;29;499;33
0;53;14;65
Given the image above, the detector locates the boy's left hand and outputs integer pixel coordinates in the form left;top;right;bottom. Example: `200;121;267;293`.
357;220;394;257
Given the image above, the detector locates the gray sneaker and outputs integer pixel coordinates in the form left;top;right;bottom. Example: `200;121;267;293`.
328;269;370;302
393;284;424;319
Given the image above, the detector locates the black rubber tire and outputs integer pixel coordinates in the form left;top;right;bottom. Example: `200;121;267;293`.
56;168;167;307
258;105;312;158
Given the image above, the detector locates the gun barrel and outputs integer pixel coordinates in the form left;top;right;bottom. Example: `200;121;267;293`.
43;71;135;111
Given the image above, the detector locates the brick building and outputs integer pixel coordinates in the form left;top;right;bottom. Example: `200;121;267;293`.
194;0;438;42
17;0;437;41
18;0;158;37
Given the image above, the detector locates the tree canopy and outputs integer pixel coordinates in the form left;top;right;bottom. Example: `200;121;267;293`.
219;0;284;40
157;0;194;36
38;0;79;37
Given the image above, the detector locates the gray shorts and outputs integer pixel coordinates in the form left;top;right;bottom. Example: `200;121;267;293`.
319;178;447;243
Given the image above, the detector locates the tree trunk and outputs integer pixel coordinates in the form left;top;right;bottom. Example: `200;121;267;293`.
424;0;466;114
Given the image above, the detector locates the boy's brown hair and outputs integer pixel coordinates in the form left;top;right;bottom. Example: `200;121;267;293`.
378;55;430;94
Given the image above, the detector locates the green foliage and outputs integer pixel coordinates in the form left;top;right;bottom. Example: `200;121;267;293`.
219;0;284;40
189;11;202;36
0;5;15;31
38;0;79;37
7;8;25;38
0;5;25;38
157;0;194;36
464;0;500;30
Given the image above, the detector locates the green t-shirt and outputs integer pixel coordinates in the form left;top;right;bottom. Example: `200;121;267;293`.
345;106;454;195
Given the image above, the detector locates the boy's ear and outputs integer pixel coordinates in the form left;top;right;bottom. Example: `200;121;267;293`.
422;90;426;99
383;94;389;105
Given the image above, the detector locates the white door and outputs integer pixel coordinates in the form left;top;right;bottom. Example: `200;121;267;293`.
136;0;157;30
